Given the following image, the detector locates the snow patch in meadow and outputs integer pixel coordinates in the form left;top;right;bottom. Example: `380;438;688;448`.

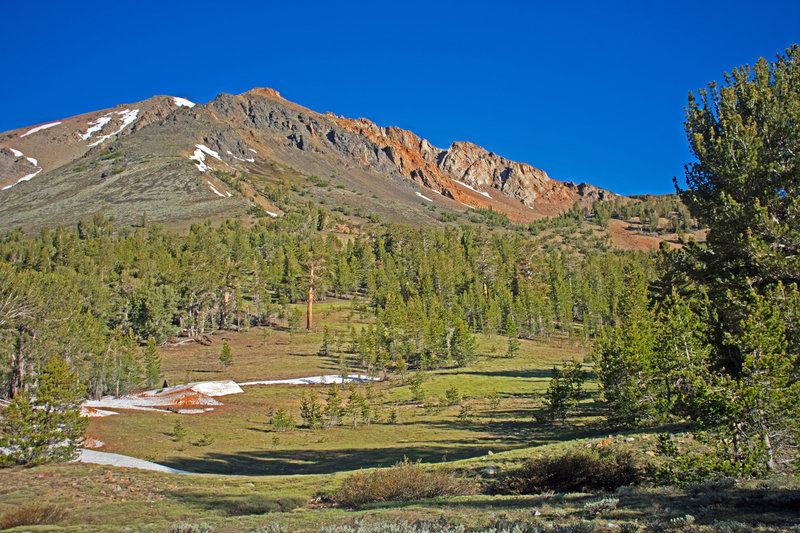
88;109;139;147
8;148;23;157
249;148;257;153
82;381;239;416
266;211;279;217
26;156;37;166
173;96;196;108
20;121;61;137
190;380;243;396
416;191;433;202
81;406;118;418
78;449;191;474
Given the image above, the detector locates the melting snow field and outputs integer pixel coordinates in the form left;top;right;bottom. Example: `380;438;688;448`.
20;121;62;137
8;148;23;157
173;96;196;108
416;191;433;202
82;375;376;417
78;449;190;474
76;375;379;473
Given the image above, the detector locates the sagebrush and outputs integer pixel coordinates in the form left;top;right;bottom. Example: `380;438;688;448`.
332;458;475;508
500;446;646;494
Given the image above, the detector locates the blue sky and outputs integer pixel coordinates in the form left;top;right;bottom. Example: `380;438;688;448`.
2;1;798;195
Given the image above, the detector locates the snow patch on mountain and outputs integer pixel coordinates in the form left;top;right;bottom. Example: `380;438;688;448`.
454;179;492;199
80;115;113;140
173;97;196;108
20;121;62;137
88;109;139;147
207;181;226;197
190;148;209;171
196;144;221;160
8;148;23;158
416;191;433;202
2;168;42;190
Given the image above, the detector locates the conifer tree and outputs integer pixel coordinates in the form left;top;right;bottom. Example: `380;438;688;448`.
143;336;161;389
219;341;233;369
505;315;520;358
0;356;88;466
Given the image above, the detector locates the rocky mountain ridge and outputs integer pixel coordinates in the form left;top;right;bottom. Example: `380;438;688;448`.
0;87;615;230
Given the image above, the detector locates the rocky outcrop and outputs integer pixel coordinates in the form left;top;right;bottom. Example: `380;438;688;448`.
198;88;615;213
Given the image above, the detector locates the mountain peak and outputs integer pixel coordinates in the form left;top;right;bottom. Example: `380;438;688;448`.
244;87;283;100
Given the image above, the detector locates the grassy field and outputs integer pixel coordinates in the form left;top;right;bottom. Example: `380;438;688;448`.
88;301;599;476
2;301;798;532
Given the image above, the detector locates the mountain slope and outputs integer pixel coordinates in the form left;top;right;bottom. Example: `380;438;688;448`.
0;88;614;231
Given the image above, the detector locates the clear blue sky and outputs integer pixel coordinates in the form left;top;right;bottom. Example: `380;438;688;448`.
2;1;798;195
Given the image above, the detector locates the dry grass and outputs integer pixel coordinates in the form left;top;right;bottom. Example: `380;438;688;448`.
0;503;68;529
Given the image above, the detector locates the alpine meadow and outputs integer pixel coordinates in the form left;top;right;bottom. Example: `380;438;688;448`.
0;38;798;533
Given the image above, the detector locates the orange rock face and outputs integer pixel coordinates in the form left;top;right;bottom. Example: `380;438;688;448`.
330;114;613;214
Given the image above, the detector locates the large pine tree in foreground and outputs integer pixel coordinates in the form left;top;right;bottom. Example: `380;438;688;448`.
598;45;800;479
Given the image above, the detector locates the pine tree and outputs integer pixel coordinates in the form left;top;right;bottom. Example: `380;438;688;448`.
541;360;587;424
323;385;343;427
449;317;475;366
0;356;88;466
505;314;520;358
143;336;161;389
319;325;331;356
219;341;233;369
299;390;323;429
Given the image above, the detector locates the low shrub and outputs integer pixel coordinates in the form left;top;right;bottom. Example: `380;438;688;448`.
225;496;304;515
0;503;67;529
320;519;551;533
169;522;212;533
500;446;646;494
332;458;475;508
582;497;619;515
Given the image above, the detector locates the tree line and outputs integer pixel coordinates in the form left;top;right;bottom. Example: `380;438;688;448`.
0;208;654;400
